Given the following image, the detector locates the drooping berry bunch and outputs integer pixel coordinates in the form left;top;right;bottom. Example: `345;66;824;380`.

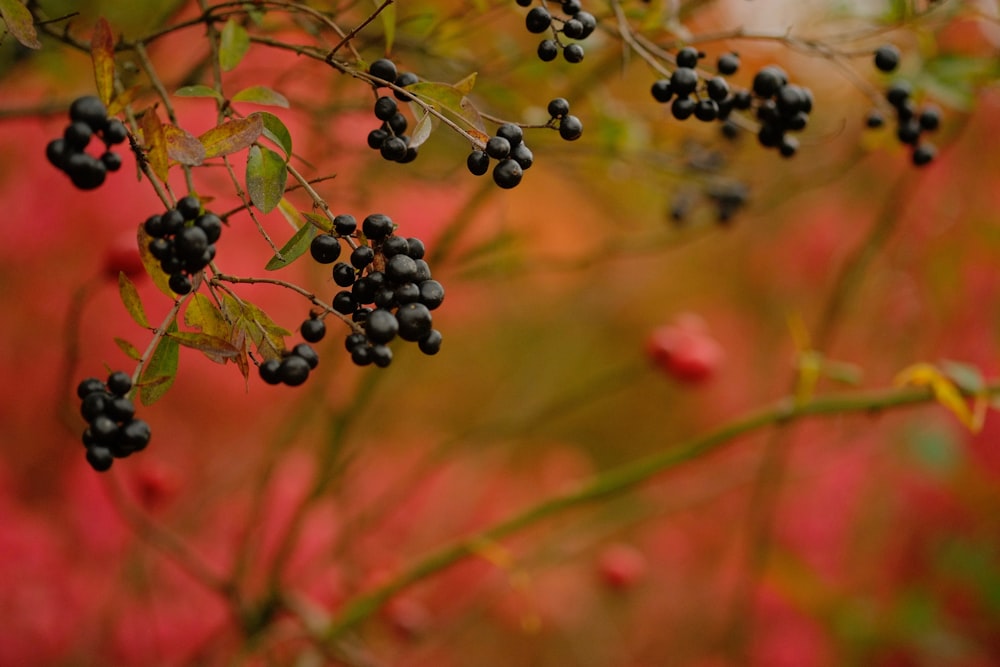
259;343;319;386
650;49;813;158
144;196;223;295
547;97;584;141
865;44;939;166
465;99;582;189
517;0;597;64
467;122;534;189
77;371;151;472
365;58;421;164
45;95;128;190
299;212;444;370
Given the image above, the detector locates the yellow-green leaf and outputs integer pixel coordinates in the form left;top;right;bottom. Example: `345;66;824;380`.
114;337;142;361
374;0;396;53
90;17;115;106
185;293;229;338
175;84;223;101
137;224;174;298
266;216;317;270
303;212;333;233
0;0;41;49
139;322;180;406
232;85;289;108
164;124;206;166
246;145;287;214
219;18;250;71
199;113;263;159
139;108;169;182
118;271;149;328
895;362;980;432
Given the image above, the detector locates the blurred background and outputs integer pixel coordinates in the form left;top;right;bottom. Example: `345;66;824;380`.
2;0;1000;665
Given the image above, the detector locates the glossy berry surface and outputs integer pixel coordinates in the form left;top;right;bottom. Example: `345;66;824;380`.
369;58;398;83
492;159;523;189
301;317;326;343
310;234;341;264
558;115;583;141
525;7;551;33
467;150;490;176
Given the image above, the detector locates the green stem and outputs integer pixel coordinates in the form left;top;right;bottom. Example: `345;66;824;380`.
319;381;993;641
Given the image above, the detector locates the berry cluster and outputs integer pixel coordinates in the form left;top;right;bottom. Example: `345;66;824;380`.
651;49;813;157
517;0;597;64
465;98;581;189
548;97;584;141
366;58;420;164
77;372;151;472
302;213;443;370
259;343;319;386
144;196;223;295
865;45;939;166
45;95;128;190
467;122;534;189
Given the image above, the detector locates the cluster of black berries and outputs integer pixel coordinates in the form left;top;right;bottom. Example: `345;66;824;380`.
865;45;939;166
45;95;128;190
467;123;534;189
650;49;813;157
548;97;584;141
259;343;319;386
300;212;443;369
517;0;597;63
365;58;420;164
144;196;222;295
77;372;151;472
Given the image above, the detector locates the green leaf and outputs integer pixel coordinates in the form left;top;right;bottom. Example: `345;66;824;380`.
90;17;115;105
219;18;250;71
136;224;175;298
265;216;317;270
163;124;206;166
232;85;289;108
940;359;985;393
0;0;41;49
258;111;292;158
139;321;180;406
199;113;263;159
374;0;396;53
246;145;287;214
166;331;240;359
175;85;224;101
114;337;142;361
118;271;149;328
303;212;333;233
919;55;1000;111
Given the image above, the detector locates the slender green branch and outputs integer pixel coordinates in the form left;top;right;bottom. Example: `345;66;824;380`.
318;380;997;641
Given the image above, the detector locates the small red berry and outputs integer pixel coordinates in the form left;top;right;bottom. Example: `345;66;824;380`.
645;314;723;382
597;543;647;590
102;232;145;281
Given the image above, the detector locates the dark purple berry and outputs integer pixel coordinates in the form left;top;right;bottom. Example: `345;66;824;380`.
874;44;900;72
363;214;394;241
558;115;583;141
467;150;490;176
493;158;523;189
525;7;551;33
310;234;341;264
369;58;398;83
365;308;399;344
301;317;326;343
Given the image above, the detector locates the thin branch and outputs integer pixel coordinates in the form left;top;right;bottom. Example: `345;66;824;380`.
317;379;999;641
